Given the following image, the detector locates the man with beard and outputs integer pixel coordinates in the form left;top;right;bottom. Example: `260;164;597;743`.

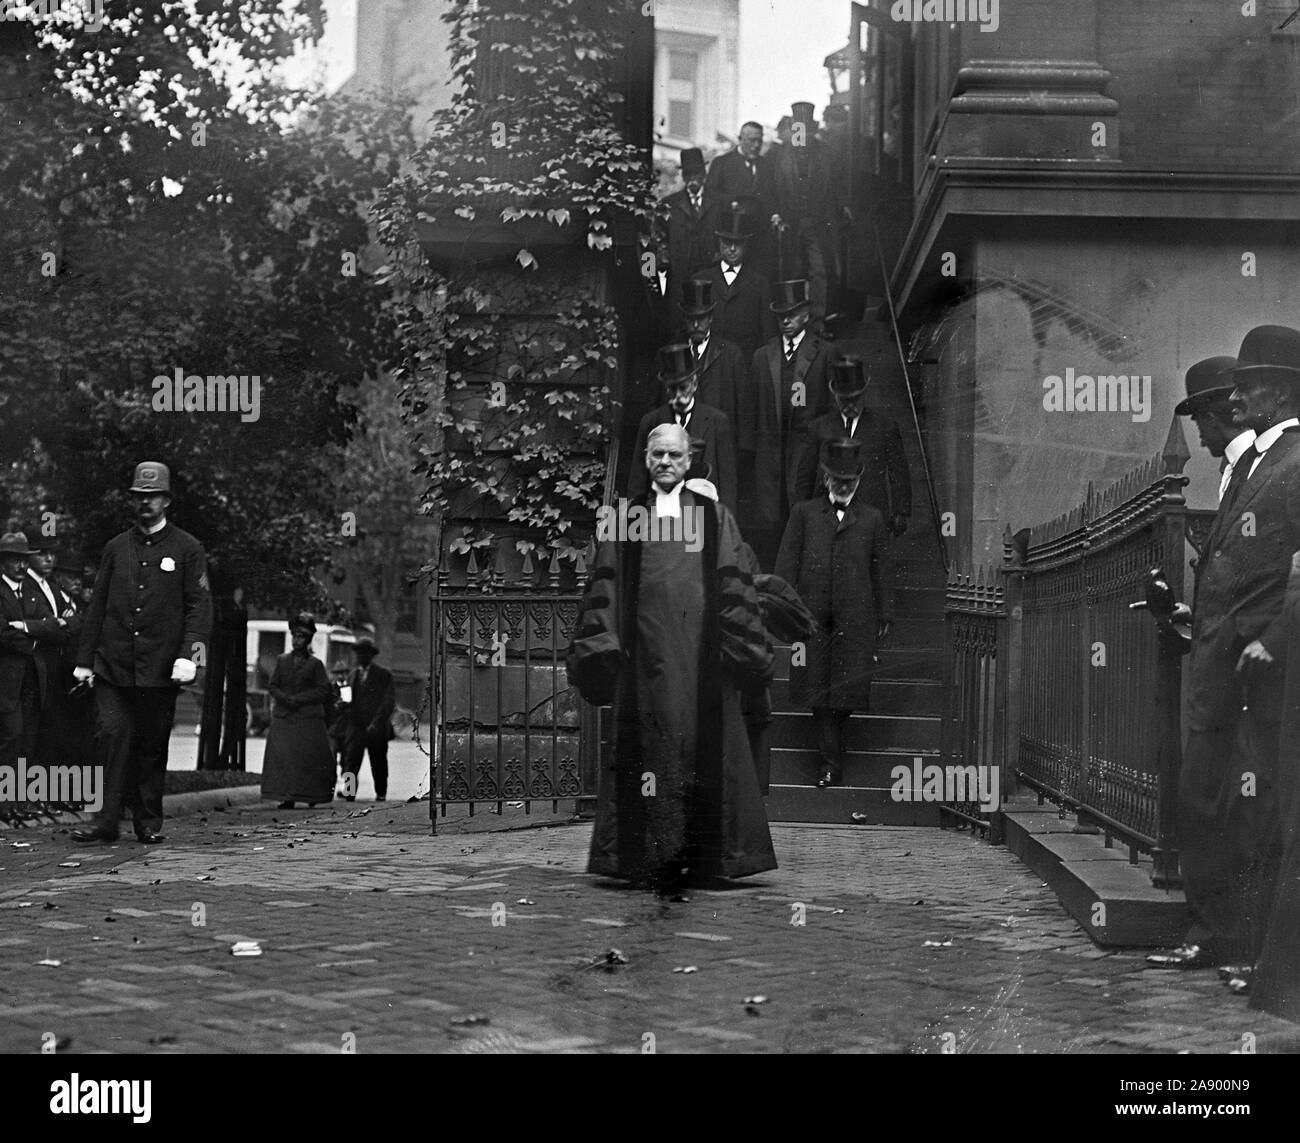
569;423;777;897
71;462;212;845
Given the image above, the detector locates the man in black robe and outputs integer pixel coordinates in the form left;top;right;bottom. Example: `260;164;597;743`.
569;423;777;896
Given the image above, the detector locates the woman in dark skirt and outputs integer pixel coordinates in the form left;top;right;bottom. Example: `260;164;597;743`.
260;612;335;809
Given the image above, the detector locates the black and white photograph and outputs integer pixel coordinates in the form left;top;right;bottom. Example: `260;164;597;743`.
1;0;1297;1102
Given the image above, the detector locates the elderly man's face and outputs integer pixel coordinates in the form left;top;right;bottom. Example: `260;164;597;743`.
778;308;810;338
133;492;169;528
834;387;866;420
0;555;25;580
739;125;763;158
825;474;861;503
718;236;747;265
646;437;690;491
686;312;712;343
666;375;698;413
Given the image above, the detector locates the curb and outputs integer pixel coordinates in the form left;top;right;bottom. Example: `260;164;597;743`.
6;784;265;829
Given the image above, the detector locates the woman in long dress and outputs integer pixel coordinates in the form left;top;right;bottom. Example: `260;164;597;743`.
260;612;335;809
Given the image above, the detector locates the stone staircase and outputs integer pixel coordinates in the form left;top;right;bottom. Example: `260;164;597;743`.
765;320;949;825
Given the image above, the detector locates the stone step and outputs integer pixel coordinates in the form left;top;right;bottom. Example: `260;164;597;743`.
769;676;944;717
768;711;940;753
768;746;939;790
765;783;942;826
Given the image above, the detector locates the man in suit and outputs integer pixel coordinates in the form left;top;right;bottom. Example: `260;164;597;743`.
692;207;775;367
1147;326;1300;990
775;438;894;788
741;278;833;569
677;278;749;436
0;532;40;772
1175;355;1256;504
628;343;737;511
706;121;779;279
662;147;718;302
71;462;212;845
771;101;850;321
48;548;92;765
794;356;912;535
22;532;78;766
341;634;396;802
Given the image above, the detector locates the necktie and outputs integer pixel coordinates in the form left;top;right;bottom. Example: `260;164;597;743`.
1220;443;1258;516
843;415;853;434
784;338;796;363
746;160;756;183
676;411;690;429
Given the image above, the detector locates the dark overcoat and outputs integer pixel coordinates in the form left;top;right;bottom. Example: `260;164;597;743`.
663;186;720;299
794;406;912;518
627;402;737;511
567;490;777;880
0;579;36;717
691;263;775;367
682;334;749;440
775;496;894;710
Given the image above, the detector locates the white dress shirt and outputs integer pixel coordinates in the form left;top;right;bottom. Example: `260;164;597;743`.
27;568;58;615
721;262;740;287
673;399;695;430
1218;429;1258;503
828;491;856;522
1247;418;1299;479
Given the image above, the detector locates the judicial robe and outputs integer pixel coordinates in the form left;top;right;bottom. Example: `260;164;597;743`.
567;489;777;880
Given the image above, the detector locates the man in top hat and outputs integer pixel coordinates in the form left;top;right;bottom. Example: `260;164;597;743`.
1146;326;1300;988
706;121;780;279
340;634;396;802
794;356;912;535
21;530;81;767
0;531;41;771
771;101;850;321
1175;356;1256;504
662;147;719;302
677;278;748;436
775;437;894;789
628;344;737;511
740;278;834;569
71;462;212;844
691;207;775;367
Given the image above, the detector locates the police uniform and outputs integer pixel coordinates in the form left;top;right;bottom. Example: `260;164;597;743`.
74;463;212;842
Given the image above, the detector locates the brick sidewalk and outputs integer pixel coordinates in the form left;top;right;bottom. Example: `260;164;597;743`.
2;801;1297;1054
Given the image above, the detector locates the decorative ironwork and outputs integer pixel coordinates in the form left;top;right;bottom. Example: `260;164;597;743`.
502;756;527;799
556;756;582;797
529;759;556;798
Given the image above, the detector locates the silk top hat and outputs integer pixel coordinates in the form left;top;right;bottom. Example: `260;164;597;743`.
1222;325;1300;381
0;531;36;556
680;278;715;316
791;101;817;128
680;147;705;181
829;356;868;396
657;343;699;385
821;437;864;479
1175;356;1239;415
288;611;317;636
714;207;755;240
771;279;811;315
130;461;171;494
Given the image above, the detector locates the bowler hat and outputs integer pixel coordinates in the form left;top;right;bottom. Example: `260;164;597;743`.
1174;356;1239;415
821;437;864;479
25;531;58;552
54;550;87;575
679;278;715;316
657;343;699;386
714;207;756;240
679;147;706;181
353;634;379;657
829;357;868;397
791;101;817;128
288;611;317;636
770;279;811;315
0;531;36;557
1222;326;1300;381
130;461;171;494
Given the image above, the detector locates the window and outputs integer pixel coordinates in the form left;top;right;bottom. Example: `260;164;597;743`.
666;49;698;140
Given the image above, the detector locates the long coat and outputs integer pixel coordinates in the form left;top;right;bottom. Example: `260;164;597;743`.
261;650;335;804
771;142;847;279
739;332;833;533
627;402;737;511
691;263;775;367
0;579;36;727
775;496;894;710
567;490;777;880
77;522;212;688
794;406;913;518
705;149;777;220
681;334;748;442
662;186;719;299
346;662;396;742
1180;426;1300;963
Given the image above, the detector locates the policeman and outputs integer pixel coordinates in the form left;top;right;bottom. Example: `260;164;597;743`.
71;462;212;844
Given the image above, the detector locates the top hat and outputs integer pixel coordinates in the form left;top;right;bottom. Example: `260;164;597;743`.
821;437;864;479
1221;326;1300;381
714;207;756;241
353;634;379;657
288;611;317;636
679;278;715;316
679;147;705;181
130;461;171;494
771;280;812;315
54;550;87;575
1174;356;1239;415
657;343;699;386
829;357;868;397
791;101;817;128
0;531;36;557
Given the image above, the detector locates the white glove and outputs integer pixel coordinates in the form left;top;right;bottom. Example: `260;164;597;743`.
171;658;197;684
73;666;95;687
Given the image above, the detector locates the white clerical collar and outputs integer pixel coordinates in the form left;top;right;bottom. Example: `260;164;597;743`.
653;482;685;518
2;575;23;592
1225;429;1256;465
1254;419;1298;455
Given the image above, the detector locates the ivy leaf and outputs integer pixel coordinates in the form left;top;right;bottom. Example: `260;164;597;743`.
516;249;538;270
546;208;570;227
587;233;613;251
